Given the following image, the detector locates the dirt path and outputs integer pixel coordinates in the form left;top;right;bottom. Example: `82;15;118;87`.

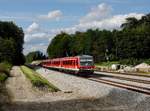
5;66;39;101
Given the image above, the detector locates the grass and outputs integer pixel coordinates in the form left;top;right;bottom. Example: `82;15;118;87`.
0;62;12;83
0;62;12;110
95;61;119;67
20;66;60;92
0;73;7;82
143;59;150;65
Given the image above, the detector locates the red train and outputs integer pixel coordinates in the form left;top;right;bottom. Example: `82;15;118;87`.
41;55;95;74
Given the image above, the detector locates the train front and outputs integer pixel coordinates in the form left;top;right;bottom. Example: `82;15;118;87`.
78;55;95;74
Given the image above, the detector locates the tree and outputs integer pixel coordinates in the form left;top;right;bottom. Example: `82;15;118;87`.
121;17;138;30
47;32;72;58
91;30;113;61
26;51;47;63
0;21;24;65
71;32;88;55
0;38;15;63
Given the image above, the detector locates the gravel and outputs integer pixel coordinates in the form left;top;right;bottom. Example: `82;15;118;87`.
135;63;150;69
35;68;150;111
134;63;150;73
2;66;150;111
36;68;113;98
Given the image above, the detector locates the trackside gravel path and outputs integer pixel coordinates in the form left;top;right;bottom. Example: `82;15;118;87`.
1;66;150;111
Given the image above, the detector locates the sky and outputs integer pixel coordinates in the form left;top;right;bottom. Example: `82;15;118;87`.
0;0;150;55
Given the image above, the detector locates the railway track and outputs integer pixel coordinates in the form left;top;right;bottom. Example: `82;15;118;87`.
93;72;150;84
88;77;150;95
95;70;150;77
87;72;150;95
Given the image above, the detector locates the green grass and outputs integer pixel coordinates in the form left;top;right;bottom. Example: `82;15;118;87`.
0;73;7;82
20;66;60;92
0;62;12;82
143;59;150;65
95;61;119;67
0;62;12;69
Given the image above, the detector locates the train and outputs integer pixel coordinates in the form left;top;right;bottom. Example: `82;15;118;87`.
40;55;95;75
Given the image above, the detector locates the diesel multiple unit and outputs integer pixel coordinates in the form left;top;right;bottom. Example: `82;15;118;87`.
41;55;94;74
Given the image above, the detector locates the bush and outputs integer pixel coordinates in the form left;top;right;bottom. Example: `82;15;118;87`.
144;59;150;65
0;73;7;82
0;62;12;76
96;61;119;67
0;62;12;82
119;58;142;66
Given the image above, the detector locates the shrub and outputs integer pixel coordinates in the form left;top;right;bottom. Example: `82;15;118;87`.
0;62;12;82
119;58;142;66
0;73;7;82
144;59;150;65
0;62;12;76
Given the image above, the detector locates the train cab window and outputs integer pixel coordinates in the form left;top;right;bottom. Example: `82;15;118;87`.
80;59;93;66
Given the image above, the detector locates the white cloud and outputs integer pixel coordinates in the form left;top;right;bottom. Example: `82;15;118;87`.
24;22;53;54
39;10;63;21
78;13;143;31
26;22;40;33
24;32;50;42
80;3;112;23
50;13;143;35
24;43;48;55
25;22;47;43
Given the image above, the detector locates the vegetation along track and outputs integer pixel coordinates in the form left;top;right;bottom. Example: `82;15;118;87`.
88;74;150;95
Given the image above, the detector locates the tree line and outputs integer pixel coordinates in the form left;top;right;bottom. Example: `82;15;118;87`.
47;14;150;64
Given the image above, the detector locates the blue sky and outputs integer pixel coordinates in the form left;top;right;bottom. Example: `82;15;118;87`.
0;0;150;54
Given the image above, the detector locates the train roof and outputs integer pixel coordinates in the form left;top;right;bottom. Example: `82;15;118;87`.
41;55;93;62
61;55;93;59
77;55;93;58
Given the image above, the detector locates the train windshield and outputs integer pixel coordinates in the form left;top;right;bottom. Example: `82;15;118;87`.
80;58;94;66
